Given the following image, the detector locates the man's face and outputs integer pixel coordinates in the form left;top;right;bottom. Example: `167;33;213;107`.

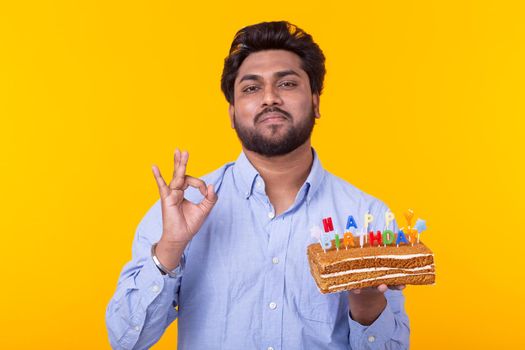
229;49;320;157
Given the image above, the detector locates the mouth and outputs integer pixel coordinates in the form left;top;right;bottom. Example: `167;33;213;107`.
257;113;288;124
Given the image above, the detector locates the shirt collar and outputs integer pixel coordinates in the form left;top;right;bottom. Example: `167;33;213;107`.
233;148;326;201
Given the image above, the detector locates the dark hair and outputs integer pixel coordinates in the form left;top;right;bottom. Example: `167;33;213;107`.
220;21;326;104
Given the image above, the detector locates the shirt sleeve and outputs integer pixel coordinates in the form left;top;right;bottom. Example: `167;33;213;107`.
347;289;410;349
347;200;410;349
105;219;186;350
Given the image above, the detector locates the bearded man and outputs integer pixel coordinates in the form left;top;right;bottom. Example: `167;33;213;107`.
106;21;410;350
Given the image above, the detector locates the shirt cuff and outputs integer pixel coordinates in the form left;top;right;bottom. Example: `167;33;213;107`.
348;300;395;349
115;256;185;349
135;254;185;305
151;249;187;279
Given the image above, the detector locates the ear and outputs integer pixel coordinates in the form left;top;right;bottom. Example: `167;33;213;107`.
312;93;321;119
228;104;235;128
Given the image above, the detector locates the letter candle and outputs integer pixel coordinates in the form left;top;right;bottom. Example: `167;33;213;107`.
369;230;383;246
320;233;332;252
315;209;425;251
321;217;335;252
345;215;361;248
382;230;395;246
346;215;358;230
343;232;355;249
310;225;324;251
383;211;395;247
405;227;418;246
364;212;374;244
322;216;340;252
396;229;409;246
385;211;395;231
414;219;427;243
322;217;334;232
404;209;414;227
404;209;415;246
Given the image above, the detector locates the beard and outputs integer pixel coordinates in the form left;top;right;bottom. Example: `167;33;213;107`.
233;107;316;157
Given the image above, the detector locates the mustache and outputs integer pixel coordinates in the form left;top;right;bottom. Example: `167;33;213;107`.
254;107;292;123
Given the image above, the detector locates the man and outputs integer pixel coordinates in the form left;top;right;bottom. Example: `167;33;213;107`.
106;21;410;349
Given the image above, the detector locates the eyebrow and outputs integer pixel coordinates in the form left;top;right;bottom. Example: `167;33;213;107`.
238;69;301;84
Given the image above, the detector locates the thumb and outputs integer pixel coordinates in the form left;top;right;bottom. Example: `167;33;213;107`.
198;184;218;214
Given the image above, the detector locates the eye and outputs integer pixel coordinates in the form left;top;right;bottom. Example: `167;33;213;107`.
241;85;260;93
279;81;298;88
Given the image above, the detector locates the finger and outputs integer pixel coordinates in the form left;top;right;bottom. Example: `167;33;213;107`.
152;165;169;197
206;184;218;203
171;148;180;181
377;284;388;293
170;150;189;190
388;285;406;291
184;176;208;197
198;184;218;214
351;288;361;294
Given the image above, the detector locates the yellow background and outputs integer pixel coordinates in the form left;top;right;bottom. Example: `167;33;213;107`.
1;1;524;349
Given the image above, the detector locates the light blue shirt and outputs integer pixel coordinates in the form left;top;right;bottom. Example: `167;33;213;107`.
106;149;410;349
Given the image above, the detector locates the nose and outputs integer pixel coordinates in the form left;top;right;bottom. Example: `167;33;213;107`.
261;85;283;107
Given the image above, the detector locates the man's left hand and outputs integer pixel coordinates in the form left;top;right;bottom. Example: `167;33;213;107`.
348;284;405;325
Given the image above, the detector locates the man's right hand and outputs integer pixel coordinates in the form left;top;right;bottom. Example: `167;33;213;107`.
151;149;218;270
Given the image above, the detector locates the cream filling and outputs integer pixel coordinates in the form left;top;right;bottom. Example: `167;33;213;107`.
320;265;434;278
327;272;435;290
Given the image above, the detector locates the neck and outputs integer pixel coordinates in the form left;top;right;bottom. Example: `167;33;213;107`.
243;141;314;214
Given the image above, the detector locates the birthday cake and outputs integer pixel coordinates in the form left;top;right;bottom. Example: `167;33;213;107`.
307;211;435;294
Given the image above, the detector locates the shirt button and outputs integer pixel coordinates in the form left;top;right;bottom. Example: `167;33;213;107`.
134;325;140;331
267;347;274;350
368;335;376;343
268;211;275;219
151;285;160;292
269;302;277;310
272;257;279;264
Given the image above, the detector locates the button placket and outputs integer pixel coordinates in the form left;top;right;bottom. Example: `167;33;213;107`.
261;209;290;350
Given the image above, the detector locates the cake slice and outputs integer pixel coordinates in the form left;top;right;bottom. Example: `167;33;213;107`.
307;236;435;293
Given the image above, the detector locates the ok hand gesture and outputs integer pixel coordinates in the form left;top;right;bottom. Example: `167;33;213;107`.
152;149;218;247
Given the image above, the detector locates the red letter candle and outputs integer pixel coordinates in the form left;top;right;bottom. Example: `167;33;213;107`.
322;217;334;232
369;230;383;246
